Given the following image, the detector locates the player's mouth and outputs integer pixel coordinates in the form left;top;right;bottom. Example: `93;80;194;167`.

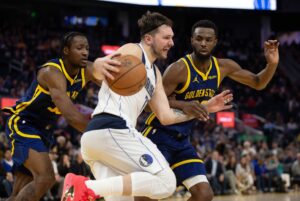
163;48;169;53
199;49;209;54
80;59;88;66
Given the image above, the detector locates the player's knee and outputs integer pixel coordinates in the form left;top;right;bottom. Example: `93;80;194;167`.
189;183;214;201
80;131;94;152
154;167;176;199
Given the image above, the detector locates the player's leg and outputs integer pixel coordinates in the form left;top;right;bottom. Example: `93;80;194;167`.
5;116;55;201
134;127;177;201
6;170;33;201
174;144;213;201
79;127;176;200
15;148;55;201
84;160;133;201
183;176;213;201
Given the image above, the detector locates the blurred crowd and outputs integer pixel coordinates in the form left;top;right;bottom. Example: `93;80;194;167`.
0;14;300;200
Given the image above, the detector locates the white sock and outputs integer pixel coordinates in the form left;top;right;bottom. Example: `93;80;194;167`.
85;176;123;196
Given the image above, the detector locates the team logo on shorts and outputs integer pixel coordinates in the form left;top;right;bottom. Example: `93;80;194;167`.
139;154;153;167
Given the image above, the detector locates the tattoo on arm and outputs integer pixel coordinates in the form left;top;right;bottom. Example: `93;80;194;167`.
172;108;194;123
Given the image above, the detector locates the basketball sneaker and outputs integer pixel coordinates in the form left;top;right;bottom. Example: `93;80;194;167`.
61;173;99;201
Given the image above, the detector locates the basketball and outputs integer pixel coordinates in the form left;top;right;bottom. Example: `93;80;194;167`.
106;54;147;96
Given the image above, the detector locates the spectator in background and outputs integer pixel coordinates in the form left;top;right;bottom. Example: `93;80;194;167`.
291;153;300;189
224;153;240;194
254;156;268;192
57;154;72;178
69;150;91;177
236;153;254;194
1;149;13;173
205;151;225;195
265;152;286;192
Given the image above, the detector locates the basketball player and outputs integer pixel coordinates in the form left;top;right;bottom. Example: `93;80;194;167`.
136;20;279;201
2;32;121;201
61;12;233;201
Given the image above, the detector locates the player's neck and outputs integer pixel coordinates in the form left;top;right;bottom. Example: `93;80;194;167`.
191;52;211;73
62;59;80;78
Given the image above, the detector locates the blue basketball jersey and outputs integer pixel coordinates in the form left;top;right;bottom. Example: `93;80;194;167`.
144;55;220;136
3;58;86;129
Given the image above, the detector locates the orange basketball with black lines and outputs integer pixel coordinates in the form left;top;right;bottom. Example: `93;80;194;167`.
106;55;147;96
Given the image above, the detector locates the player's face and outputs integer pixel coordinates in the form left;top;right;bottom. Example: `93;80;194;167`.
66;36;89;68
191;27;217;60
151;25;174;59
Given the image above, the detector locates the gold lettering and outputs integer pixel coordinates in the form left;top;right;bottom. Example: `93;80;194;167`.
71;91;79;99
47;106;61;115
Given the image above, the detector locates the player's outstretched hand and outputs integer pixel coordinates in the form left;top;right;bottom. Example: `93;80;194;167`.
93;53;121;80
264;40;279;66
182;101;209;122
206;90;233;113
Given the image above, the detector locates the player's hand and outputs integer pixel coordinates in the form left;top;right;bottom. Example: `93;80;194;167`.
205;90;233;113
93;53;121;80
181;101;209;121
264;40;279;66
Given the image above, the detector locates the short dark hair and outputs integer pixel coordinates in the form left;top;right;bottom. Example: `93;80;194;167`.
138;11;173;37
62;31;86;49
191;20;218;38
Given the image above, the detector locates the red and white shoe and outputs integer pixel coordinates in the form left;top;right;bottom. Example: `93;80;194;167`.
61;173;99;201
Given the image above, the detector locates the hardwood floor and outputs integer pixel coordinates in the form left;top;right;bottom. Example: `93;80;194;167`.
163;192;300;201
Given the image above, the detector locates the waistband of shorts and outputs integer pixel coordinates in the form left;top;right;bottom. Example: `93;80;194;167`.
146;125;188;140
8;114;54;132
86;113;128;131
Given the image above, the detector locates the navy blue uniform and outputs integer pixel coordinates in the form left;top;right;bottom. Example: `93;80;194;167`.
142;55;220;185
3;58;86;172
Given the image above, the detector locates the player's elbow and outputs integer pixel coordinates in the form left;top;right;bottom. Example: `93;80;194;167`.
252;76;267;90
156;114;173;126
254;83;267;90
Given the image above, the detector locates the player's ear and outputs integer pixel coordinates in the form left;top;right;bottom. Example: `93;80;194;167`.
144;34;153;45
63;47;69;56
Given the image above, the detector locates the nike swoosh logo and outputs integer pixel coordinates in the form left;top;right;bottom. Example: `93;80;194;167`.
62;185;74;201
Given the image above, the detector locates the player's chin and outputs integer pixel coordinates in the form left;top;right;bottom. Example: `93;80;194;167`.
197;52;211;59
79;60;88;67
159;53;168;59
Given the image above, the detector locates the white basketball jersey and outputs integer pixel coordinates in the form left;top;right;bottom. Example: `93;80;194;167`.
92;44;157;128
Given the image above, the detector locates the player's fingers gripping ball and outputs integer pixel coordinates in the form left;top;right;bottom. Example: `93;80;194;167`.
106;55;147;96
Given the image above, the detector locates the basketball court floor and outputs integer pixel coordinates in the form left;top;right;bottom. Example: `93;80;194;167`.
164;192;300;201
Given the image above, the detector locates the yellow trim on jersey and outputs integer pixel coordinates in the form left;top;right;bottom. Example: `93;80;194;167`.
171;159;204;170
59;59;74;84
142;126;153;137
81;68;86;88
15;88;42;114
8;115;17;155
213;57;221;87
187;54;212;81
13;116;41;139
37;84;50;95
174;58;191;94
2;107;16;114
145;113;156;125
43;62;62;72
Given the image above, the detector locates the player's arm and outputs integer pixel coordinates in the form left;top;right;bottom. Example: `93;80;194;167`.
148;68;195;125
37;67;89;132
222;40;279;90
162;60;209;120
